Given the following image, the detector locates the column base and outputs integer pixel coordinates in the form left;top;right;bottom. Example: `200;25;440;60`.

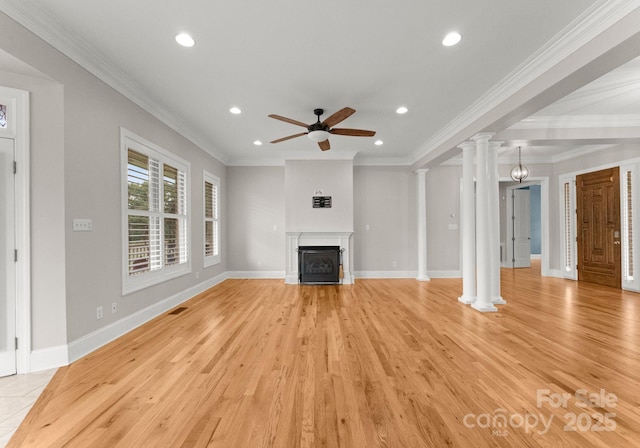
417;275;431;282
471;302;498;313
458;295;476;304
492;296;507;305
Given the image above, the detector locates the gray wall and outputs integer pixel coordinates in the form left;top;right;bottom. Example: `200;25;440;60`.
285;160;354;232
226;165;421;274
227;166;285;272
1;13;227;348
426;165;462;273
353;166;417;272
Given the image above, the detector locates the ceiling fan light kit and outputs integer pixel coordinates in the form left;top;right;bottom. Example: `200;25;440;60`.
308;130;330;142
268;107;376;151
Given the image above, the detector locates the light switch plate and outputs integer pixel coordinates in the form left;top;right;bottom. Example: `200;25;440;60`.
73;219;92;232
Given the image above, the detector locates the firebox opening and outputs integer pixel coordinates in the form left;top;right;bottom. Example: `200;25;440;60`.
298;246;341;285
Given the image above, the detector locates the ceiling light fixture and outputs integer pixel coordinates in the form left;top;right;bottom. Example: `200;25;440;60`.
175;33;195;47
442;31;462;47
307;130;330;142
375;140;384;146
229;107;242;115
396;106;408;114
510;146;530;183
253;140;262;146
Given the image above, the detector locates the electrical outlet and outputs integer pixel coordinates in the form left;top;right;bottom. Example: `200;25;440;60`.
96;306;103;320
392;261;398;268
365;224;370;231
111;302;117;314
257;261;263;267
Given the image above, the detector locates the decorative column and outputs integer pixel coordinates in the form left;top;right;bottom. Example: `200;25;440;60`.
416;169;430;281
471;133;498;312
458;141;476;304
488;141;506;304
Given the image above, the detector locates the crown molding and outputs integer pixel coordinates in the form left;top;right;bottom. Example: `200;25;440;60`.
0;0;230;165
353;156;412;167
509;114;640;129
442;144;618;165
409;0;640;166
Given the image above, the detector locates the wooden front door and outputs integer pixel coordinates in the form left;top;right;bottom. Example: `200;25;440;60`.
576;167;621;288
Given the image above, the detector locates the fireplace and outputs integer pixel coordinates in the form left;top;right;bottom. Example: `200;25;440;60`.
285;232;353;284
298;246;341;284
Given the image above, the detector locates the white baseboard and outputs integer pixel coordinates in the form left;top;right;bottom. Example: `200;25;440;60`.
67;272;228;363
30;345;69;372
531;254;542;259
548;269;567;278
226;271;285;279
354;271;418;279
428;270;462;279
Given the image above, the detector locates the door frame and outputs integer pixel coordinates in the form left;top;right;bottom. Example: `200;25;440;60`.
576;167;621;288
504;177;550;276
0;86;31;374
512;187;532;268
560;158;640;292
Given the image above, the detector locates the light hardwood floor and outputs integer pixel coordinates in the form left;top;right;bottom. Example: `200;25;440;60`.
9;262;640;447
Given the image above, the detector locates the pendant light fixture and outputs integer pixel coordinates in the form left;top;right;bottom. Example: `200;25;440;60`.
510;146;529;183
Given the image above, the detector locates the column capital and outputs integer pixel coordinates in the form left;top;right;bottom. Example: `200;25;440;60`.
415;168;429;175
457;141;476;152
471;132;495;144
488;140;504;150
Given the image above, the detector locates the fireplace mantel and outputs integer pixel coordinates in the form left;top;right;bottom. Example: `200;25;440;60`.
285;232;353;284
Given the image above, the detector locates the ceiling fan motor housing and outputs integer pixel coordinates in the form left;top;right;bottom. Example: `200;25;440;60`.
309;109;329;132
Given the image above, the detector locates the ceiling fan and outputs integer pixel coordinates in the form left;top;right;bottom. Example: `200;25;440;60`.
268;107;376;151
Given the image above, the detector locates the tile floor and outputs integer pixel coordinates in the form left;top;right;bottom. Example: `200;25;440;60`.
0;369;57;448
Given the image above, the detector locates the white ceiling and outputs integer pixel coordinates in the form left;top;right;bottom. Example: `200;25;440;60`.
1;0;639;166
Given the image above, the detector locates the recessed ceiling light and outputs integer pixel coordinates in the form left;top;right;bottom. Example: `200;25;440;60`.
229;107;242;115
396;106;408;114
375;140;384;146
442;32;462;47
175;33;195;47
253;140;262;146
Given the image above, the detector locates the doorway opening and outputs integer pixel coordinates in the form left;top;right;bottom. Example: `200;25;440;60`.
503;178;549;275
0;86;30;376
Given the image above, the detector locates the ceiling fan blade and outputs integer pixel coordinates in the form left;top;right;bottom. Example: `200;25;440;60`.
268;114;309;128
270;132;307;144
318;140;331;151
322;107;355;128
330;128;376;137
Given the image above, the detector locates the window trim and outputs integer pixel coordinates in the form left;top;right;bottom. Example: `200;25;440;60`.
203;170;221;267
121;128;191;295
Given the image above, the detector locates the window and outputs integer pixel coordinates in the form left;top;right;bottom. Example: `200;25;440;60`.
0;104;6;128
203;171;220;266
563;181;572;272
623;169;634;281
122;129;190;294
560;178;576;279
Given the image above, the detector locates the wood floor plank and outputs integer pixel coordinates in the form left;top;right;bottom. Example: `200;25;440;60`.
8;261;640;447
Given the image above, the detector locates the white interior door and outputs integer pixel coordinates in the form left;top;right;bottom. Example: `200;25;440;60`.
512;188;531;268
0;137;16;377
